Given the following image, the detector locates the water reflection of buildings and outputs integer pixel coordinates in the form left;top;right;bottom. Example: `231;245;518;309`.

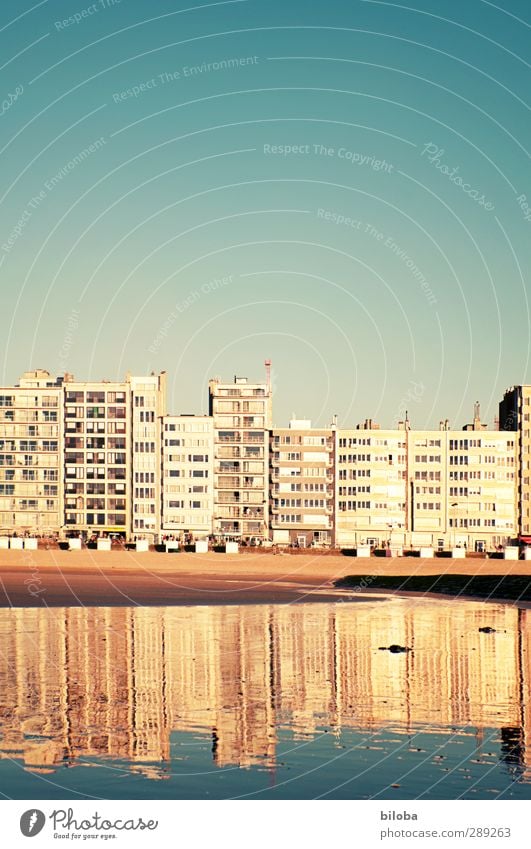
0;602;530;779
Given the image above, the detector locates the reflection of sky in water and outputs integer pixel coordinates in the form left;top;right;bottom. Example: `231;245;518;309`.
0;599;530;799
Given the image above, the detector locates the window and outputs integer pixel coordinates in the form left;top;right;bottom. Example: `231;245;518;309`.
87;406;105;419
107;391;126;403
108;407;126;419
139;411;155;422
87;391;105;404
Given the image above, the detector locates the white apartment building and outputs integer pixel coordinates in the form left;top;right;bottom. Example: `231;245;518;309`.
446;430;517;550
209;369;272;540
336;415;517;551
63;372;166;541
64;377;131;536
129;373;167;542
0;370;63;535
336;422;407;549
270;420;335;546
161;415;214;539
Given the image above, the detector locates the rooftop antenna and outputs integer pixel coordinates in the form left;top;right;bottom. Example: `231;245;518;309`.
265;359;272;392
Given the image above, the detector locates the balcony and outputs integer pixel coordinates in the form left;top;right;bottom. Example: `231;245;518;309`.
242;521;262;534
243;447;263;458
216;463;240;474
217;447;240;459
218;506;243;519
220;521;240;533
271;472;301;483
242;507;264;518
216;476;240;489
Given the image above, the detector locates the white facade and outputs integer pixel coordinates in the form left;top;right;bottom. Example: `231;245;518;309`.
161;415;213;538
63;371;166;541
336;424;517;551
63;379;130;535
129;373;167;542
0;371;63;535
271;420;335;546
209;374;271;540
336;428;407;548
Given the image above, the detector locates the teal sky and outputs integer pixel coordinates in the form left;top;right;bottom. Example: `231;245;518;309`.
1;0;530;428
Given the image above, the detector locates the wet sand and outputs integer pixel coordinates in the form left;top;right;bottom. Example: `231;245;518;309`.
0;548;530;607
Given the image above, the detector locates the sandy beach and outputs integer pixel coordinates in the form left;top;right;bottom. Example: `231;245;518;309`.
0;548;530;607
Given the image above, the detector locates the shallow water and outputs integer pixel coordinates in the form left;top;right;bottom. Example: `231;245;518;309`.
0;598;530;799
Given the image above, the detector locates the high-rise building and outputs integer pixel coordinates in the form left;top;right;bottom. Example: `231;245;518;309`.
0;370;63;535
270;419;335;546
161;414;214;539
129;373;167;541
63;371;166;542
63;376;131;537
499;385;531;539
209;367;272;541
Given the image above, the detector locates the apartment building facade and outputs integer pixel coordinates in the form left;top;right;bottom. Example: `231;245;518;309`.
161;415;214;539
63;377;131;536
129;373;167;541
336;416;518;551
0;370;63;535
62;372;166;541
209;371;272;541
270;420;335;546
499;385;531;539
336;422;407;549
0;367;526;551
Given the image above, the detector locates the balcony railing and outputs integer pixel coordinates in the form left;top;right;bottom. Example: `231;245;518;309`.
216;476;240;489
218;507;242;519
217;448;240;459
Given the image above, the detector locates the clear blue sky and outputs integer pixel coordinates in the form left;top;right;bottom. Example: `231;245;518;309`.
1;0;530;428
